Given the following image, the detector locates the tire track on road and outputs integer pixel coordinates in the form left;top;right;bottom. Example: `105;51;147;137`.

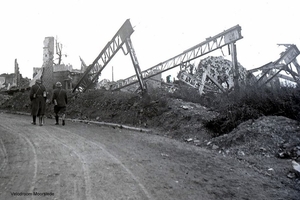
50;125;153;200
39;128;92;200
51;136;92;200
0;116;87;200
1;113;152;199
0;124;38;199
0;138;8;172
19;125;88;200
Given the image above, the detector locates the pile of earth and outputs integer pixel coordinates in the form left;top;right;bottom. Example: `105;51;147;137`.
206;116;300;159
203;116;300;179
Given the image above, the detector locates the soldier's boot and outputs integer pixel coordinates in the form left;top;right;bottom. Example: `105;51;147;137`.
62;114;65;126
31;116;36;125
55;116;59;125
39;116;43;126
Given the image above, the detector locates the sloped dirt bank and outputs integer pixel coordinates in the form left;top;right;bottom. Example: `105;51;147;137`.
0;89;217;141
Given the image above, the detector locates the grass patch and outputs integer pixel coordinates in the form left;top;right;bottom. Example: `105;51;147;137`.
202;85;300;136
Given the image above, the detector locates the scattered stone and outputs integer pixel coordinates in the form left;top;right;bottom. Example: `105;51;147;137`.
161;153;169;157
282;142;290;149
260;147;266;151
238;150;245;156
297;150;300;157
180;105;189;110
212;145;219;150
287;172;296;179
278;152;287;158
186;138;193;142
278;145;300;159
292;160;300;173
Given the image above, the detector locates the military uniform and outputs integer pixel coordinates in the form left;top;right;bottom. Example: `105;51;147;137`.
51;82;68;125
30;79;47;125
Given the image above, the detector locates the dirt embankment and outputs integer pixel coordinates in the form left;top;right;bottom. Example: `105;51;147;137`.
0;90;217;141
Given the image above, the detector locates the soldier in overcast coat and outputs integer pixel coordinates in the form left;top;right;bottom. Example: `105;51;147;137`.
51;82;68;125
30;79;47;125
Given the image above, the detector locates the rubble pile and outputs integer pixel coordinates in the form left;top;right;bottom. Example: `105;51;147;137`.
195;56;252;89
206;116;300;160
206;116;300;180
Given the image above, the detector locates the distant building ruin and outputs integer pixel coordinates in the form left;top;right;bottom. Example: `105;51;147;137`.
0;59;29;90
117;71;162;93
41;37;55;90
53;64;83;90
31;37;83;90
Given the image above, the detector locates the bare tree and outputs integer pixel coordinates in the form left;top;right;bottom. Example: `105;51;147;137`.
55;37;67;65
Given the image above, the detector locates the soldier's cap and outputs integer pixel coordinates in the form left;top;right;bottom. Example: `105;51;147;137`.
56;82;62;87
35;79;41;83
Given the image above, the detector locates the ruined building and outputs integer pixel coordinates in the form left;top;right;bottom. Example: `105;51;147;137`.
32;37;82;90
0;59;29;91
41;37;55;90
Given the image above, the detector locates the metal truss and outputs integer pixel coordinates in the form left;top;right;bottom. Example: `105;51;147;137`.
111;25;243;90
73;19;135;92
177;69;226;95
251;45;300;86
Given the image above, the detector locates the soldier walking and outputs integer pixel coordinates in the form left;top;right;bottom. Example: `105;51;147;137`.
51;82;68;125
30;79;47;125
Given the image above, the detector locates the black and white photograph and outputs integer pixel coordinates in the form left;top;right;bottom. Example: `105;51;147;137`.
0;0;300;199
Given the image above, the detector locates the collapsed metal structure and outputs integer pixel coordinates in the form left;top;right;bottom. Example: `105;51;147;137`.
73;19;299;95
73;19;243;94
111;25;242;92
178;44;300;95
248;44;300;87
73;19;144;92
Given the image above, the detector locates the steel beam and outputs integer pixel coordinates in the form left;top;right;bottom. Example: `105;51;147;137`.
111;25;243;90
254;45;300;86
73;19;134;92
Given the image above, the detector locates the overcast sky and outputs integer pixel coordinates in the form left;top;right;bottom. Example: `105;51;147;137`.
1;0;299;81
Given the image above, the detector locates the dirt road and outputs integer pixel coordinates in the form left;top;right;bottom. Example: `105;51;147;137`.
0;112;299;200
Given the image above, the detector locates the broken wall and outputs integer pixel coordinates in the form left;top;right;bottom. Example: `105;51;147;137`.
54;64;73;72
41;37;54;90
196;56;249;90
53;71;73;89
